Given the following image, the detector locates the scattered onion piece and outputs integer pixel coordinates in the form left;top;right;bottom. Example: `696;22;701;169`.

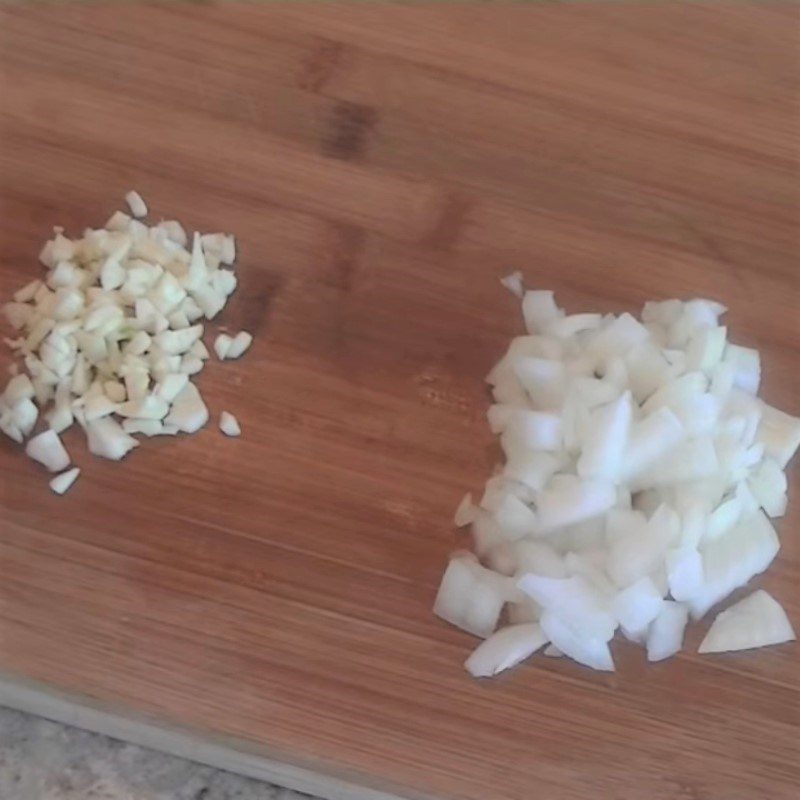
49;467;80;495
465;623;547;677
698;590;794;653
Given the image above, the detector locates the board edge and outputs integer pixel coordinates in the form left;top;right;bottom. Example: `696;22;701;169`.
0;670;412;800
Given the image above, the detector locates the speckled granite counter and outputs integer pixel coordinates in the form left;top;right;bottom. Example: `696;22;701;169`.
0;707;318;800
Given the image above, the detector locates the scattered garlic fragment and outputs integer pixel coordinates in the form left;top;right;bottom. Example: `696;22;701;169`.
125;190;148;218
219;411;241;437
214;333;233;360
214;331;252;361
225;331;253;360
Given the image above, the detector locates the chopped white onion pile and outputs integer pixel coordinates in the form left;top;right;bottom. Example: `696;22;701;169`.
435;281;798;675
0;192;254;494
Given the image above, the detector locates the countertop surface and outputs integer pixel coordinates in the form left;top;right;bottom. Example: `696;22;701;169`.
0;707;317;800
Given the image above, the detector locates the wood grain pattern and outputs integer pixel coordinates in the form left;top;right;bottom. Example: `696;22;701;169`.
1;4;798;799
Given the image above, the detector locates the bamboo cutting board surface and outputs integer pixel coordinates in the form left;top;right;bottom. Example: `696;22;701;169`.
1;4;798;799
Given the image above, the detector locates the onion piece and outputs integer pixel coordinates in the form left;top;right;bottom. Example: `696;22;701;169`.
0;409;23;443
632;436;719;490
513;357;566;409
576;391;632;481
685;326;726;373
503;449;563;492
698;590;794;654
755;404;800;469
690;511;779;619
620;407;685;484
464;623;548;677
500;409;562;452
539;611;615;672
518;573;616;641
612;576;663;638
513;540;567;578
607;504;679;588
588;313;649;365
49;467;80;495
25;429;71;471
490;492;538;540
548;313;603;340
86;417;139;460
536;476;616;534
665;547;704;601
748;458;788;518
724;344;761;395
706;495;742;541
10;397;38;436
434;552;518;639
646;601;689;661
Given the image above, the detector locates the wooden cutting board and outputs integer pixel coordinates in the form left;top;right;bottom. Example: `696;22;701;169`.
1;4;798;799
